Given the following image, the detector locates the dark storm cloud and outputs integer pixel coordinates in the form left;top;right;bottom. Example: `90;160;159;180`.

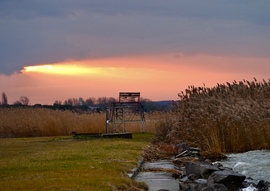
1;0;270;74
2;1;269;25
0;0;74;20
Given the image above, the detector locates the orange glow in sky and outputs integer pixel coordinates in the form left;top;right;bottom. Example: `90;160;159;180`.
22;64;101;76
2;53;270;105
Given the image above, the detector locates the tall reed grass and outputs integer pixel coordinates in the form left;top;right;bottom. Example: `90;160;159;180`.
155;78;270;154
0;108;104;137
0;108;157;138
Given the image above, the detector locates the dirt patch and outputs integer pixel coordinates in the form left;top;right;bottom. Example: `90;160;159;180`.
143;141;227;164
143;141;176;161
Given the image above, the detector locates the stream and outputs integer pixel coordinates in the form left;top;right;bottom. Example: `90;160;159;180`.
219;150;270;183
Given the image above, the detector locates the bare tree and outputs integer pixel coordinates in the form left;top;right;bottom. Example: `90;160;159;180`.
95;96;117;108
85;97;96;106
64;98;80;106
54;100;62;105
19;96;30;105
1;92;8;105
96;97;108;105
107;97;117;104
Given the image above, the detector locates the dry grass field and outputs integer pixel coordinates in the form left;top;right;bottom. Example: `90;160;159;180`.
0;108;104;137
0;108;157;138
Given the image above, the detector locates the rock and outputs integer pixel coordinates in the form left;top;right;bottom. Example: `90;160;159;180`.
257;180;270;191
242;178;257;189
194;178;208;185
213;162;223;168
242;184;257;191
185;162;219;179
180;175;190;183
185;162;202;178
188;182;202;191
188;174;198;181
172;170;183;179
208;170;246;190
179;181;189;190
199;163;220;178
202;183;229;191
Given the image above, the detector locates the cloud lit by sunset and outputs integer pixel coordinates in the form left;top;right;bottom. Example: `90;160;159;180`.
1;1;270;105
1;53;269;105
22;64;101;76
20;57;171;80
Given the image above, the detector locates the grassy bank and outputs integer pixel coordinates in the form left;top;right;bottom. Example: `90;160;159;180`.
0;133;153;191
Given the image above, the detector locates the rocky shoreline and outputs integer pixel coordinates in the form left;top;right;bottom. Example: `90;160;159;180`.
136;142;270;191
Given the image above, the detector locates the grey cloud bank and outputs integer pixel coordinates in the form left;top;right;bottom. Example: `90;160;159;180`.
1;0;270;74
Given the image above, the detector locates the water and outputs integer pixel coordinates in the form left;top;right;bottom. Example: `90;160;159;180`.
219;150;270;183
134;160;179;191
135;172;179;191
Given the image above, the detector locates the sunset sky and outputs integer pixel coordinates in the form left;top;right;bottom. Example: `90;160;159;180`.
1;1;270;105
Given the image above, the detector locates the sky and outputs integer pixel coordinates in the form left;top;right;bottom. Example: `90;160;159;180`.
1;0;270;105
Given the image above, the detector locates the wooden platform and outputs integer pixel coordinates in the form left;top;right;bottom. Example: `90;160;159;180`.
102;133;132;139
72;132;132;139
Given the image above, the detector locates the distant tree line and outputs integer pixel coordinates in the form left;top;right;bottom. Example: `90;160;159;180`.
0;92;172;112
57;97;118;108
55;97;172;112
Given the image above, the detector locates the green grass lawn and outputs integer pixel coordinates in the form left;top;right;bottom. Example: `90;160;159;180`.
0;133;153;191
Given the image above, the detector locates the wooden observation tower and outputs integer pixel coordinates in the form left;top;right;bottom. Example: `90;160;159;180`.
106;92;145;134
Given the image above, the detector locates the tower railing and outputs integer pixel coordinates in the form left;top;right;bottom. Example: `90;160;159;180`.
106;92;145;134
